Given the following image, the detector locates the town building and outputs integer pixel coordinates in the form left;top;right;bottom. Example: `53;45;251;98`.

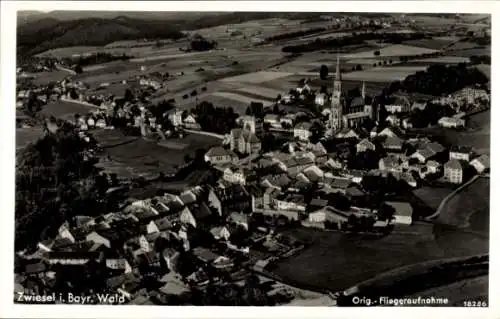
444;159;468;184
230;128;261;155
204;147;238;165
449;146;473;162
293;122;313;141
470;154;489;174
438;117;465;128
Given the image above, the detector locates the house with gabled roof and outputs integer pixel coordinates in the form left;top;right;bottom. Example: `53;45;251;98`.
294;122;313;141
470;154;489;174
379;155;403;174
204;146;238;165
86;231;111;249
449;146;473;162
179;202;212;228
356;138;376;153
377;127;403;138
382;135;404;152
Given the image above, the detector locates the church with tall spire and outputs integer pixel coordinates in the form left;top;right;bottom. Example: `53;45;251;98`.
326;52;344;137
325;52;375;138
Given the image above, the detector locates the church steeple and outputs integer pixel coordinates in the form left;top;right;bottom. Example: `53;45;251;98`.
333;51;342;97
335;51;341;81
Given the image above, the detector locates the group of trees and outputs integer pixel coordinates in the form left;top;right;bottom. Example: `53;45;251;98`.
401;63;489;96
409;102;455;128
15;124;116;252
190;35;217;52
361;174;411;201
469;55;491;65
192;101;238;134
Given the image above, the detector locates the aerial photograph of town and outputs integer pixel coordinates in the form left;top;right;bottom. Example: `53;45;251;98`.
13;9;490;307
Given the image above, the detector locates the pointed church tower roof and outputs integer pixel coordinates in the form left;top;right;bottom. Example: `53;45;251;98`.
335;51;341;81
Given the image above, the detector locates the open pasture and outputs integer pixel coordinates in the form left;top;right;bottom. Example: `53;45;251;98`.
437;176;490;231
341;44;439;59
448;46;491;57
267;225;448;293
40;100;98;120
96;129;220;178
35;46;102;58
210;91;274;107
29;70;71;86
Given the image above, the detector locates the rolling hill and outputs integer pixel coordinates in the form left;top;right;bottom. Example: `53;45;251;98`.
17;16;185;56
17;11;336;57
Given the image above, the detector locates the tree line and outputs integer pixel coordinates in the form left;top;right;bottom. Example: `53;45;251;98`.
401;63;488;96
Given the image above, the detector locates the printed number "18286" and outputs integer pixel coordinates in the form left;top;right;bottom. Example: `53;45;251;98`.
463;300;487;307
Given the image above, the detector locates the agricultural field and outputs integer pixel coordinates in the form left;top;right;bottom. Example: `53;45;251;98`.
413;187;453;212
437;176;490;232
341;44;439;59
412;56;470;64
403;38;457;50
35;46;102;58
40;100;99;121
219;71;293;84
210;91;274;108
28;70;71;86
95;129;221;179
266;224;466;293
16;127;44;150
342;254;488;305
448;46;491;57
339;65;427;82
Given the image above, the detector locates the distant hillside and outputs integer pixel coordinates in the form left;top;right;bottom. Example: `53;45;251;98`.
17;11;337;57
17;16;185;56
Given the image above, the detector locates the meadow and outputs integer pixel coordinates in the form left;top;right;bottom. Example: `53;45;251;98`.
437;176;490;232
40;100;99;120
341;44;439;59
340;65;428;82
95;129;221;179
